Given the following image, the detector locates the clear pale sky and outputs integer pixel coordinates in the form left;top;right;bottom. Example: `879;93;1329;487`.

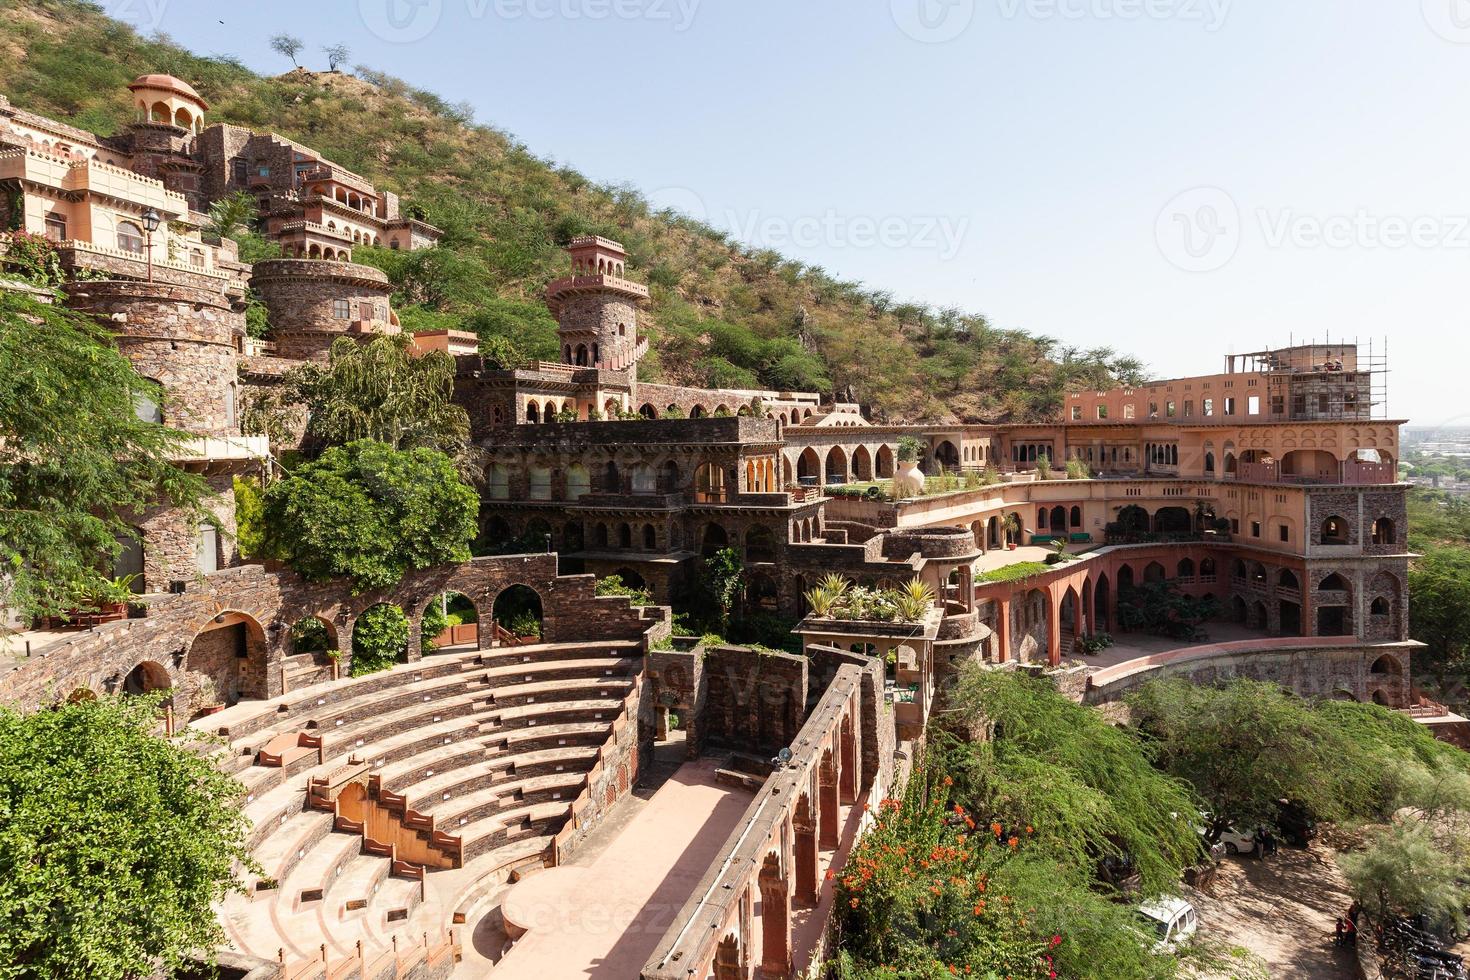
121;0;1469;427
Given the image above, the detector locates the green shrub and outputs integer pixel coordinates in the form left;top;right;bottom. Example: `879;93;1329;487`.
350;604;409;676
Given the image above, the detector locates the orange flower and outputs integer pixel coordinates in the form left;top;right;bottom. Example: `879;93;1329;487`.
956;834;967;845
973;901;986;915
825;869;835;880
850;897;860;908
990;822;1003;837
943;775;954;786
1007;836;1019;849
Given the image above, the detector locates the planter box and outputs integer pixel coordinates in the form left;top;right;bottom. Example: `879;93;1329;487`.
432;623;479;646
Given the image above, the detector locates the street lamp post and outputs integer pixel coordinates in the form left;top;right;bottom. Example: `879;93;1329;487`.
141;207;161;283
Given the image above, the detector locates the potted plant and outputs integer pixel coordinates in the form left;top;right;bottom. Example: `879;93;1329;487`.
70;574;138;624
893;436;926;498
1002;512;1021;550
192;675;225;717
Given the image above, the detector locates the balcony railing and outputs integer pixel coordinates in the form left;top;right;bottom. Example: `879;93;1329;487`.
1229;459;1396;486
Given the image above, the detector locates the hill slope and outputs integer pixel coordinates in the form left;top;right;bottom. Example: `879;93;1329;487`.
0;0;1146;422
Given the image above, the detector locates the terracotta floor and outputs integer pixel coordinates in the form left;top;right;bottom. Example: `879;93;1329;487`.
474;756;755;979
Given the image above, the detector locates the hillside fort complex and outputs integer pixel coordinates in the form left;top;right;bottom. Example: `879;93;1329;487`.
0;75;1439;979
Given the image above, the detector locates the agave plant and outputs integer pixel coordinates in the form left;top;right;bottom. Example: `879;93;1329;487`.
805;585;837;617
901;576;937;605
817;573;852;600
895;593;930;623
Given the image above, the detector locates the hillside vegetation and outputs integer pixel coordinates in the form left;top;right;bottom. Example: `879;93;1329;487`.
0;0;1147;421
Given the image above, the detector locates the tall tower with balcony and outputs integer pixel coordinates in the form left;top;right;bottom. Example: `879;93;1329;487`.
120;74;208;209
546;236;650;376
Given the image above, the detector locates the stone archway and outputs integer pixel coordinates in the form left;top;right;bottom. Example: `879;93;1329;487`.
183;612;267;716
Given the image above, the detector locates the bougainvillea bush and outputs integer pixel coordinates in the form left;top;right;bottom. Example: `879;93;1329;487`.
829;763;1182;979
828;666;1204;979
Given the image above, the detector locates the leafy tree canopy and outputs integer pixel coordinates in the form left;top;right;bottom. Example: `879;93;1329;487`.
0;694;250;980
260;439;477;592
254;334;474;471
1127;678;1470;835
945;667;1203;895
0;292;206;619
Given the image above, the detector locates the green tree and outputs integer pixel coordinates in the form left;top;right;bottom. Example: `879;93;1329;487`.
1409;546;1470;690
269;33;303;68
1128;679;1379;836
1341;820;1470;933
274;335;474;470
0;694;250;980
945;667;1203;894
260;439;477;592
0;293;206;620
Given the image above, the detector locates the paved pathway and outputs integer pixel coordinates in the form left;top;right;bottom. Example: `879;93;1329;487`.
480;757;755;979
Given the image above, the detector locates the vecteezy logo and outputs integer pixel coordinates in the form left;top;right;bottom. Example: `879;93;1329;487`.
1423;0;1470;42
360;0;444;43
1155;186;1240;273
891;0;976;43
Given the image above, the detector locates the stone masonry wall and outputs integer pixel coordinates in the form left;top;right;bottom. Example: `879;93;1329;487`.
63;279;242;436
701;645;807;756
0;555;662;713
250;259;393;363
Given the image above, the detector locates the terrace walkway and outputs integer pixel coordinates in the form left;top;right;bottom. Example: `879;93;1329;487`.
484;757;754;979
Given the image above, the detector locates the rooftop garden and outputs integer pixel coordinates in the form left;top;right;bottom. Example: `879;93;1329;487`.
802;573;936;624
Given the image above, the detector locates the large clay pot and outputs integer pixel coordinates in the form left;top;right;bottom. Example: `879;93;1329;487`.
892;461;926;499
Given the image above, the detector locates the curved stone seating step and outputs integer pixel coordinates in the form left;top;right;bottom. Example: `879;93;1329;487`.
368;741;488;799
394;759;499;816
484;744;602;782
282;830;363;910
480;656;640;689
461;800;572;860
493;720;616;755
486;697;625;732
247;807;335;891
202;651;483;742
234;701;482;811
428;771;587;835
304;672;477;737
477;642;638;671
373;874;428;932
447;836;555;927
333;848;397;919
486;674;634;710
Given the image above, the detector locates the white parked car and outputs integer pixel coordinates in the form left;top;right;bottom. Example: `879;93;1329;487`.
1136;897;1199;952
1218;827;1257;856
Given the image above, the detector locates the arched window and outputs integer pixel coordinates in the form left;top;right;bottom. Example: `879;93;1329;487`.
116;220;146;255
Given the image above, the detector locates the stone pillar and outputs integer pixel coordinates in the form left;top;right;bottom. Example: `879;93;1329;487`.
838;718;856;805
713;934;742;980
793;796;819;906
819;752;839;849
758;853;791;978
1047;591;1062;667
995;596;1011;663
